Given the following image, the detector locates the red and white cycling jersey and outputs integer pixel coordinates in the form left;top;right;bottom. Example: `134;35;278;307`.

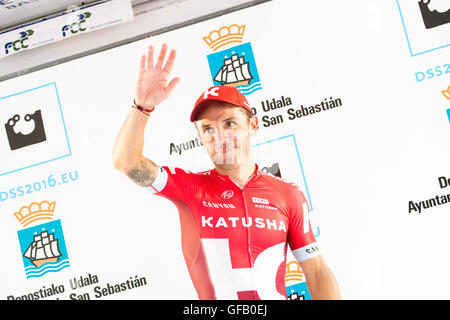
145;164;320;300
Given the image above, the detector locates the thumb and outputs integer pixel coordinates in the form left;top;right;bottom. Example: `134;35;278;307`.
166;77;181;96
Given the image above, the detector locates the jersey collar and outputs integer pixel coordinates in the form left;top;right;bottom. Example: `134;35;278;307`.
211;163;261;189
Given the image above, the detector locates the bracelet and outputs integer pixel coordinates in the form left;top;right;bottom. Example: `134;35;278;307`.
133;99;155;116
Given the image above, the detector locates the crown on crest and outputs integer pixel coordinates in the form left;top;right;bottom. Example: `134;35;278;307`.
285;261;305;282
442;86;450;100
203;24;246;51
14;201;55;227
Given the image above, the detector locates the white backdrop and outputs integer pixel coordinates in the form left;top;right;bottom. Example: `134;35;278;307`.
0;0;449;300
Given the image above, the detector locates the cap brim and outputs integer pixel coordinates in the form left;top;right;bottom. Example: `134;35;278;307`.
191;98;242;122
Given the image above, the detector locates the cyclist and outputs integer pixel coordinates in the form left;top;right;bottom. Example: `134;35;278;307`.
112;43;341;300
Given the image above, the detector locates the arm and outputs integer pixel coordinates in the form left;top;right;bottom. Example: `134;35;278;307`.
112;110;157;187
112;43;180;186
285;186;341;299
299;255;341;300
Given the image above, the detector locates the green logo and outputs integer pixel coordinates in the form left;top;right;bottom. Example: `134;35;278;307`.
4;29;34;54
62;12;91;37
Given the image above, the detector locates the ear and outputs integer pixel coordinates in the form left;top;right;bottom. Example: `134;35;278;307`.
249;115;258;136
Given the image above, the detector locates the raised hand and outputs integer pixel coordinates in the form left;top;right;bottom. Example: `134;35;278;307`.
134;43;181;109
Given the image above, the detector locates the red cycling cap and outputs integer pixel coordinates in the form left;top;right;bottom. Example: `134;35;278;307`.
190;85;252;122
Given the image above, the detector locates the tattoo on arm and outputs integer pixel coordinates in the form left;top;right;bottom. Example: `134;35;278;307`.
126;157;158;187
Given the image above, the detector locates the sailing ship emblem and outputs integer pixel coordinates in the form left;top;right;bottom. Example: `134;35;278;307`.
23;230;62;267
204;23;262;96
213;53;253;87
207;42;262;95
14;201;70;279
17;219;70;278
203;24;261;94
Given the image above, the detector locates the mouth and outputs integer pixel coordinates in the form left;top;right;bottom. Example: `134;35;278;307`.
220;143;239;154
210;144;239;159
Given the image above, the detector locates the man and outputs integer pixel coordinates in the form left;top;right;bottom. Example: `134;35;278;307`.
112;43;341;300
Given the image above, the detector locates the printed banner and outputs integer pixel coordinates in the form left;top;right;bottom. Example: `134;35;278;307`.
0;0;134;59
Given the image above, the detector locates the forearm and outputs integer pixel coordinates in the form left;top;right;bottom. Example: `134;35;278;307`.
306;265;341;300
112;108;150;172
112;108;160;187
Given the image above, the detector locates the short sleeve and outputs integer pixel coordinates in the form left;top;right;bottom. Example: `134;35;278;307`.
287;186;321;263
144;166;202;203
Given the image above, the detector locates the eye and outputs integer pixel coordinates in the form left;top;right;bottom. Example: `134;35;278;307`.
225;121;236;128
204;127;215;135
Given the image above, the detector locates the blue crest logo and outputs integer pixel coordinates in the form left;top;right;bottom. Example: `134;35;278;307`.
207;42;262;95
14;201;70;279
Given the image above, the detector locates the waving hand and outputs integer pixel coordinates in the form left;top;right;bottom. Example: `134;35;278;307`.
134;43;181;109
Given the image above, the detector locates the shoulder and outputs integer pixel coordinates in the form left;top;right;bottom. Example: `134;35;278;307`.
158;166;213;184
162;166;211;176
149;166;211;196
259;171;307;203
259;171;304;193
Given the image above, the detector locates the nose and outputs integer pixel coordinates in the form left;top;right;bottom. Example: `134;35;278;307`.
207;127;225;143
216;128;238;146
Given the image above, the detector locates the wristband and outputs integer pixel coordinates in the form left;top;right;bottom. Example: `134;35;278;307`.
133;99;155;116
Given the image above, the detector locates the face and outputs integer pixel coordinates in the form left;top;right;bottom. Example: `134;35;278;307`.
195;101;258;170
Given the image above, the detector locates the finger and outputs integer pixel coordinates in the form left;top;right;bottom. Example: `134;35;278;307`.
139;54;146;74
166;77;181;96
155;43;168;69
163;49;176;74
147;45;154;69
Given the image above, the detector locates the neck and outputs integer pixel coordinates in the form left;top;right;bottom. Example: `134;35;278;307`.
215;160;256;189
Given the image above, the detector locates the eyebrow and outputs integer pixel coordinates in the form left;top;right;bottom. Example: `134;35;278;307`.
222;117;236;123
202;117;236;128
200;117;239;132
